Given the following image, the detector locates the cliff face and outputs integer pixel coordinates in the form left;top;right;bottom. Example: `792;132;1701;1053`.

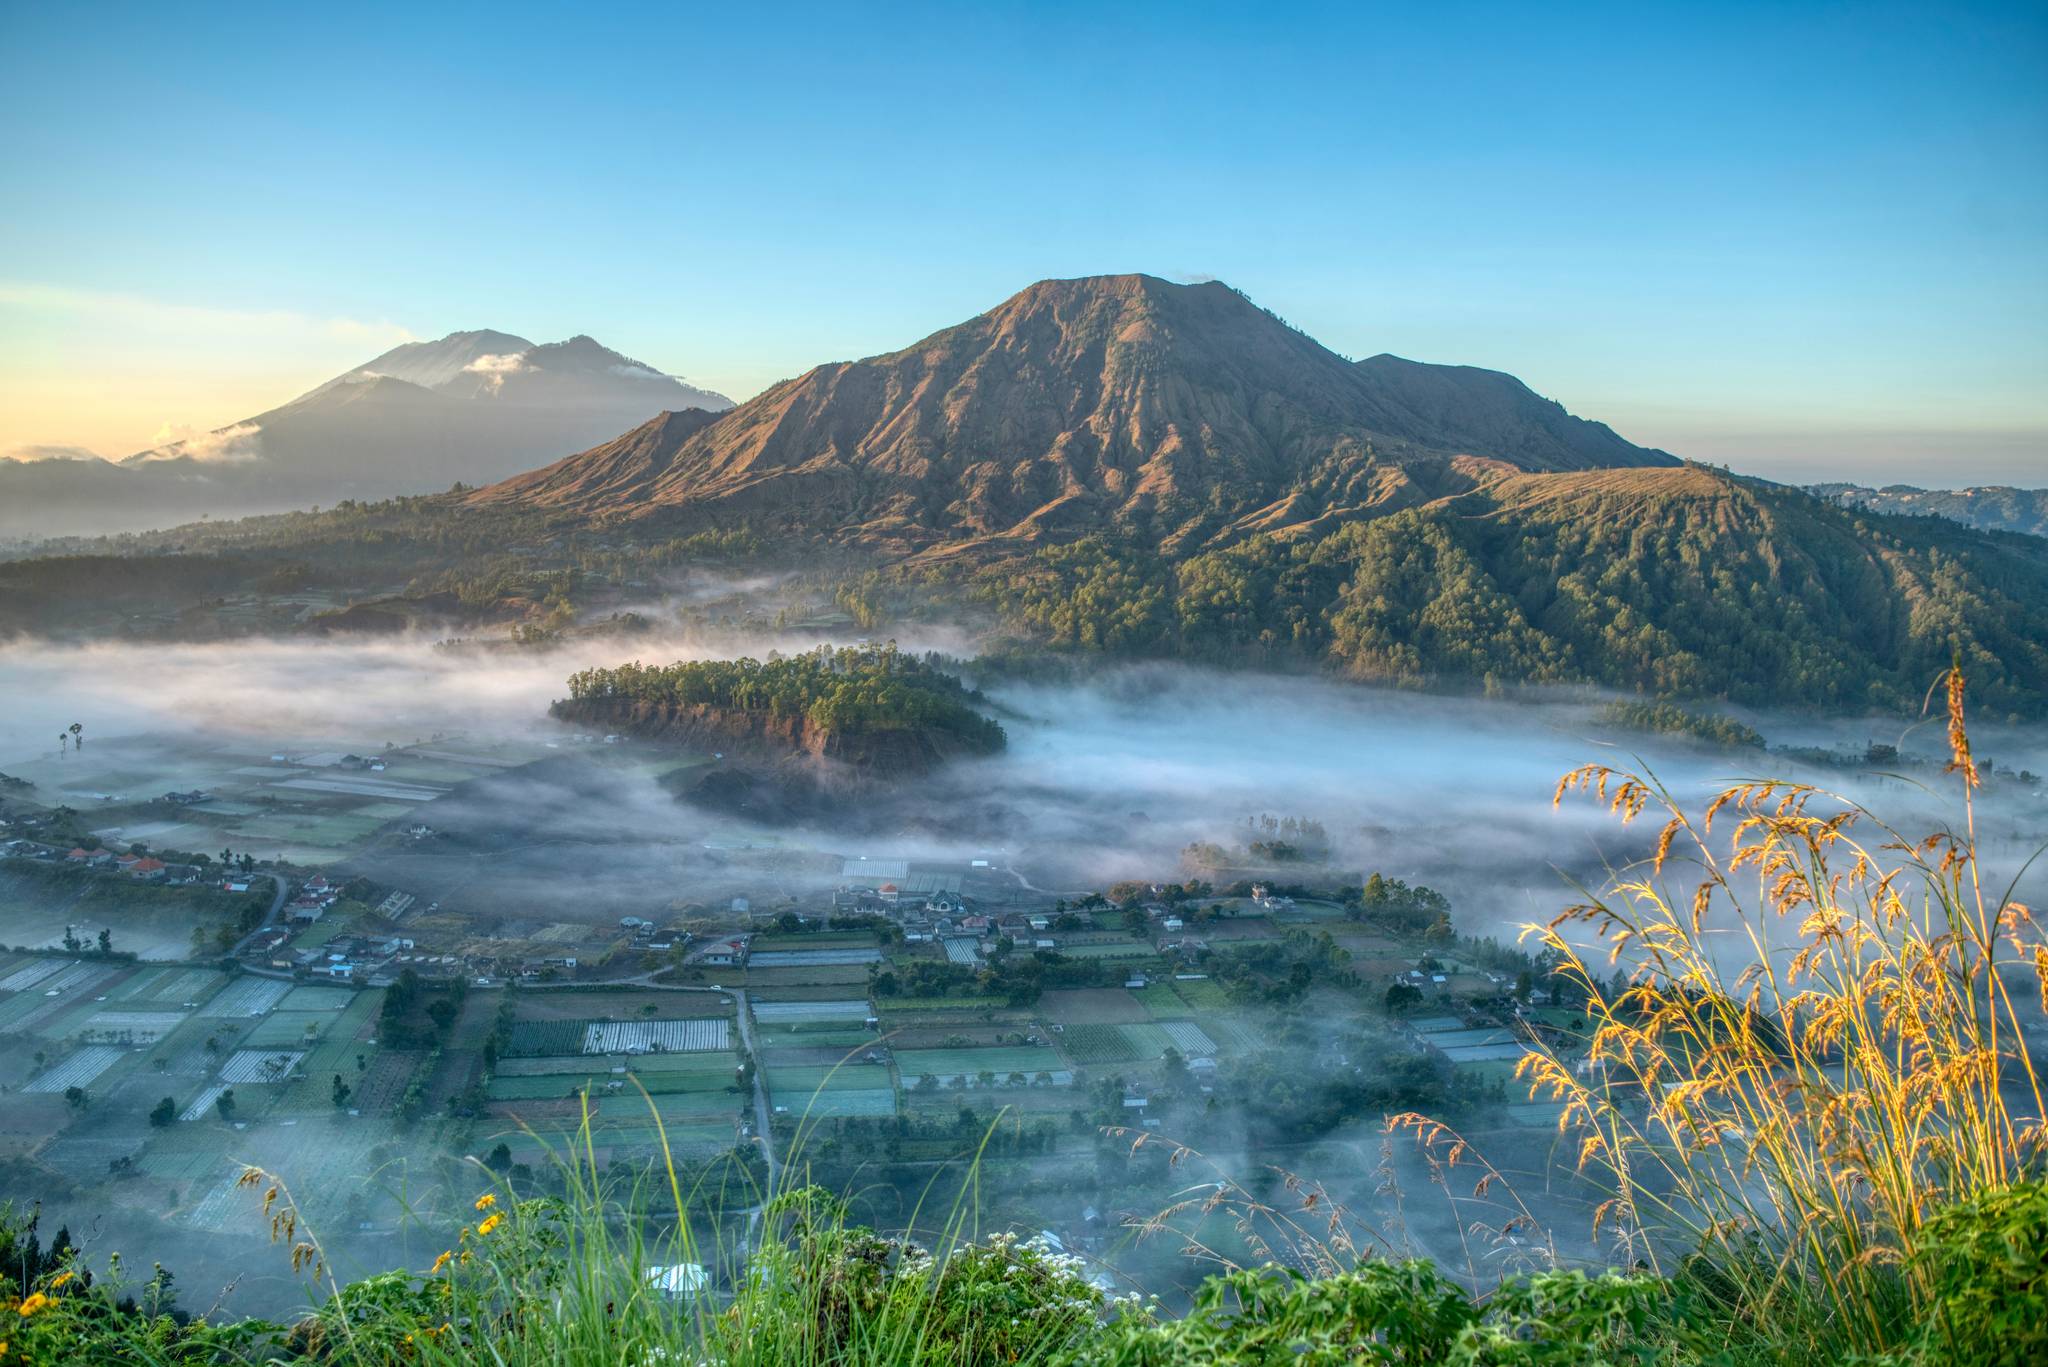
548;696;966;780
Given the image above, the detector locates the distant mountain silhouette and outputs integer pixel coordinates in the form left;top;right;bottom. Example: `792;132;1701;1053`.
1;331;732;538
1811;482;2048;538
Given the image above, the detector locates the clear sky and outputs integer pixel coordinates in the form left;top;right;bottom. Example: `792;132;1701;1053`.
2;0;2043;485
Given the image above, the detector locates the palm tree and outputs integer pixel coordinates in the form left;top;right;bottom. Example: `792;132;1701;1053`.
68;722;83;752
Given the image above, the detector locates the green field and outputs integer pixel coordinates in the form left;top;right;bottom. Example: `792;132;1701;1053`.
1169;977;1232;1009
764;1064;894;1094
895;1046;1066;1081
1058;1024;1140;1063
783;1089;896;1117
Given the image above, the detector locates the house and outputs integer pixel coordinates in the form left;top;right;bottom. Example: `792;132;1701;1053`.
128;857;167;880
161;863;200;885
1124;973;1148;990
113;853;143;873
289;902;326;924
64;847;95;865
699;936;748;968
959;915;992;937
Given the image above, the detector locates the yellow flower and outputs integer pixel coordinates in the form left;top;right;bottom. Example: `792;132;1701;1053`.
477;1213;503;1236
17;1293;50;1317
473;1193;497;1211
49;1270;74;1289
430;1250;453;1274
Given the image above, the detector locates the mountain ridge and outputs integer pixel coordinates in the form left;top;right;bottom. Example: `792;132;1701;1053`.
467;274;1678;557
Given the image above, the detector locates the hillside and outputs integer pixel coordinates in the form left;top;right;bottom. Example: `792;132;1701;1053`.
468;274;1676;553
1812;481;2048;538
972;462;2048;715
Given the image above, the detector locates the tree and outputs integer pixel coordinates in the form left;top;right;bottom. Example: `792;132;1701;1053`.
1515;969;1534;1002
485;1142;513;1173
63;1086;88;1110
215;1089;236;1123
69;722;83;752
1385;982;1423;1015
331;1074;351;1109
149;1096;177;1128
97;927;112;956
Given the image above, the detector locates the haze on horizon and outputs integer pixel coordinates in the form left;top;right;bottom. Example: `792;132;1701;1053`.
1;1;2045;488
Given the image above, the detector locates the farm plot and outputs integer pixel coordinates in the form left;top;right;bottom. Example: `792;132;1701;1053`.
244;1012;329;1048
1058;1024;1141;1064
505;1020;587;1056
179;1083;231;1121
1153;1021;1218;1056
24;1045;126;1092
277;985;354;1012
783;1088;895;1118
752;999;870;1025
489;1067;739;1101
895;1047;1068;1086
1049;942;1157;961
749;948;881;967
140;968;225;1004
198;977;292;1018
764;1063;893;1094
1201;1016;1263;1051
582;1019;729;1054
77;1009;187;1043
940;939;981;965
38;962;121;995
219;1048;306;1083
1038;988;1148;1024
750;1026;877;1047
1168;977;1231;1009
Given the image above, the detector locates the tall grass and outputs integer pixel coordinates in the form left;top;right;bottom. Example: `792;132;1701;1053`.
1509;666;2045;1360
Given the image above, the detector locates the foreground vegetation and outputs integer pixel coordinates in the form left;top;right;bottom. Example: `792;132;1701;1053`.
3;671;2042;1364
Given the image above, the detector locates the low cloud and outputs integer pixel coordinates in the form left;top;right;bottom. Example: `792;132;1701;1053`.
135;420;265;464
606;362;668;382
463;352;533;392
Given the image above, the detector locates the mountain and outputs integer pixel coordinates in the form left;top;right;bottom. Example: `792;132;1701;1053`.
1;331;734;540
1810;483;2048;538
471;274;1676;554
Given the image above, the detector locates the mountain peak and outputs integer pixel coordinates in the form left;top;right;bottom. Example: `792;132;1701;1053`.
473;276;1671;552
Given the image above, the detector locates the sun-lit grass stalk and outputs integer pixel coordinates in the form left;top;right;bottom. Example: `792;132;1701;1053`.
1512;666;2044;1359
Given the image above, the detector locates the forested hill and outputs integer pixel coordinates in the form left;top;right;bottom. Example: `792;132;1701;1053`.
554;645;1006;775
956;464;2048;717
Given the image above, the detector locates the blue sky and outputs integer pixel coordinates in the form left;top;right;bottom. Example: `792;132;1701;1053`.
2;0;2043;483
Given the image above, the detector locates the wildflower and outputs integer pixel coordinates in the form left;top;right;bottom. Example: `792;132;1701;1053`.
431;1250;453;1274
477;1213;503;1236
474;1193;497;1211
48;1271;74;1289
17;1294;50;1317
